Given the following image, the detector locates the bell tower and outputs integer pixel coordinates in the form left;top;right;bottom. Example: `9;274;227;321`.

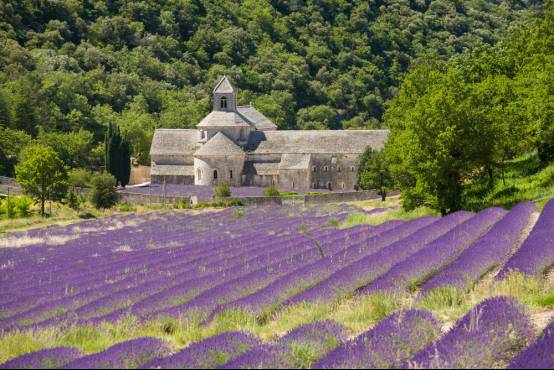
213;75;237;112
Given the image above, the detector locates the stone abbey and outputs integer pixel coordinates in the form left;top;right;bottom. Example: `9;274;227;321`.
149;76;388;190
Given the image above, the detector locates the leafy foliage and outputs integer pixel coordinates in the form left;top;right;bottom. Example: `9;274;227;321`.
15;145;68;216
263;184;280;197
105;122;131;187
0;0;542;166
384;3;554;214
356;147;392;201
213;181;231;199
90;172;118;209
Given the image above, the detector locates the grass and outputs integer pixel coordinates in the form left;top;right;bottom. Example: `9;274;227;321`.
0;200;217;235
465;152;554;211
342;205;438;228
2;272;551;366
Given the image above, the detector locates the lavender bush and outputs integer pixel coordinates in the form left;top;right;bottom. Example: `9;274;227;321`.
218;344;294;369
291;211;473;303
420;202;536;295
360;207;506;295
407;296;533;369
313;310;441;369
62;337;170;369
142;331;261;369
498;199;554;278
0;347;83;369
507;318;554;369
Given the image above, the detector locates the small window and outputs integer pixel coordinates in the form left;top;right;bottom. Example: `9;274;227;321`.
337;166;341;172
312;166;316;173
213;170;218;179
341;183;345;189
197;169;202;180
220;96;227;109
351;166;355;172
324;166;328;172
230;170;233;179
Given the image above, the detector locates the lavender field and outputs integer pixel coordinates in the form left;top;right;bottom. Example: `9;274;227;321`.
0;200;553;369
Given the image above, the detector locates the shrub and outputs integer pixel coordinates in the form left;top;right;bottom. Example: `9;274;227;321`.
213;181;231;199
0;196;32;218
66;189;80;210
90;173;118;209
68;168;95;188
264;184;280;196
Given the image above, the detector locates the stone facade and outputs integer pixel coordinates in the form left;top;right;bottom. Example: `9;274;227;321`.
150;76;389;191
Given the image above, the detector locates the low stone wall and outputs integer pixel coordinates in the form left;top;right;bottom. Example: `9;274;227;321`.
118;192;189;205
304;190;379;205
233;196;283;206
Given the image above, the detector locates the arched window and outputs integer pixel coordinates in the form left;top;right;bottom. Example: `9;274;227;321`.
337;166;341;173
213;170;218;180
220;96;227;109
230;170;233;179
312;166;316;172
327;182;332;190
197;169;202;180
324;166;329;172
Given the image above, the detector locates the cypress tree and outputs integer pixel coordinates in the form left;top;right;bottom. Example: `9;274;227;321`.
104;122;131;187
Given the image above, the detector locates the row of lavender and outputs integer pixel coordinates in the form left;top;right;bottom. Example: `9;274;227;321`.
1;204;389;331
1;200;553;368
0;200;551;330
2;297;551;369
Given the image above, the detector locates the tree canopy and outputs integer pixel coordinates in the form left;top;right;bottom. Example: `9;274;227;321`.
15;145;68;216
384;2;553;214
0;0;544;167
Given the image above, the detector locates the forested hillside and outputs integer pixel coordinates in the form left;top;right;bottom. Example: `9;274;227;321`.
0;0;544;167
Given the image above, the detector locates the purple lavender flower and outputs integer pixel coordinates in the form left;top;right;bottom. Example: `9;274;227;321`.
142;331;261;369
62;337;170;369
313;310;441;369
279;320;348;346
507;318;554;369
360;207;507;295
290;211;473;303
0;347;82;369
218;344;294;369
498;199;554;278
407;296;534;369
420;202;536;295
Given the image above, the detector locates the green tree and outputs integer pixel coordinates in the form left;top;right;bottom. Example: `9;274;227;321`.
357;147;393;201
385;61;496;214
105;122;131;187
0;128;32;157
0;91;10;128
36;129;95;168
15;145;68;216
11;91;37;136
90;172;118;209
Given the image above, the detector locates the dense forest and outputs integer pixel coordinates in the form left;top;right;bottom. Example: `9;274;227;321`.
384;1;553;213
0;0;544;167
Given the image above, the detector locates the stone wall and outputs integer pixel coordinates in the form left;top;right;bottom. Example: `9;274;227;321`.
118;192;189;204
129;165;151;185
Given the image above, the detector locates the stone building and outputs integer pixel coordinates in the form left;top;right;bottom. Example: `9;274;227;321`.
150;76;388;190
